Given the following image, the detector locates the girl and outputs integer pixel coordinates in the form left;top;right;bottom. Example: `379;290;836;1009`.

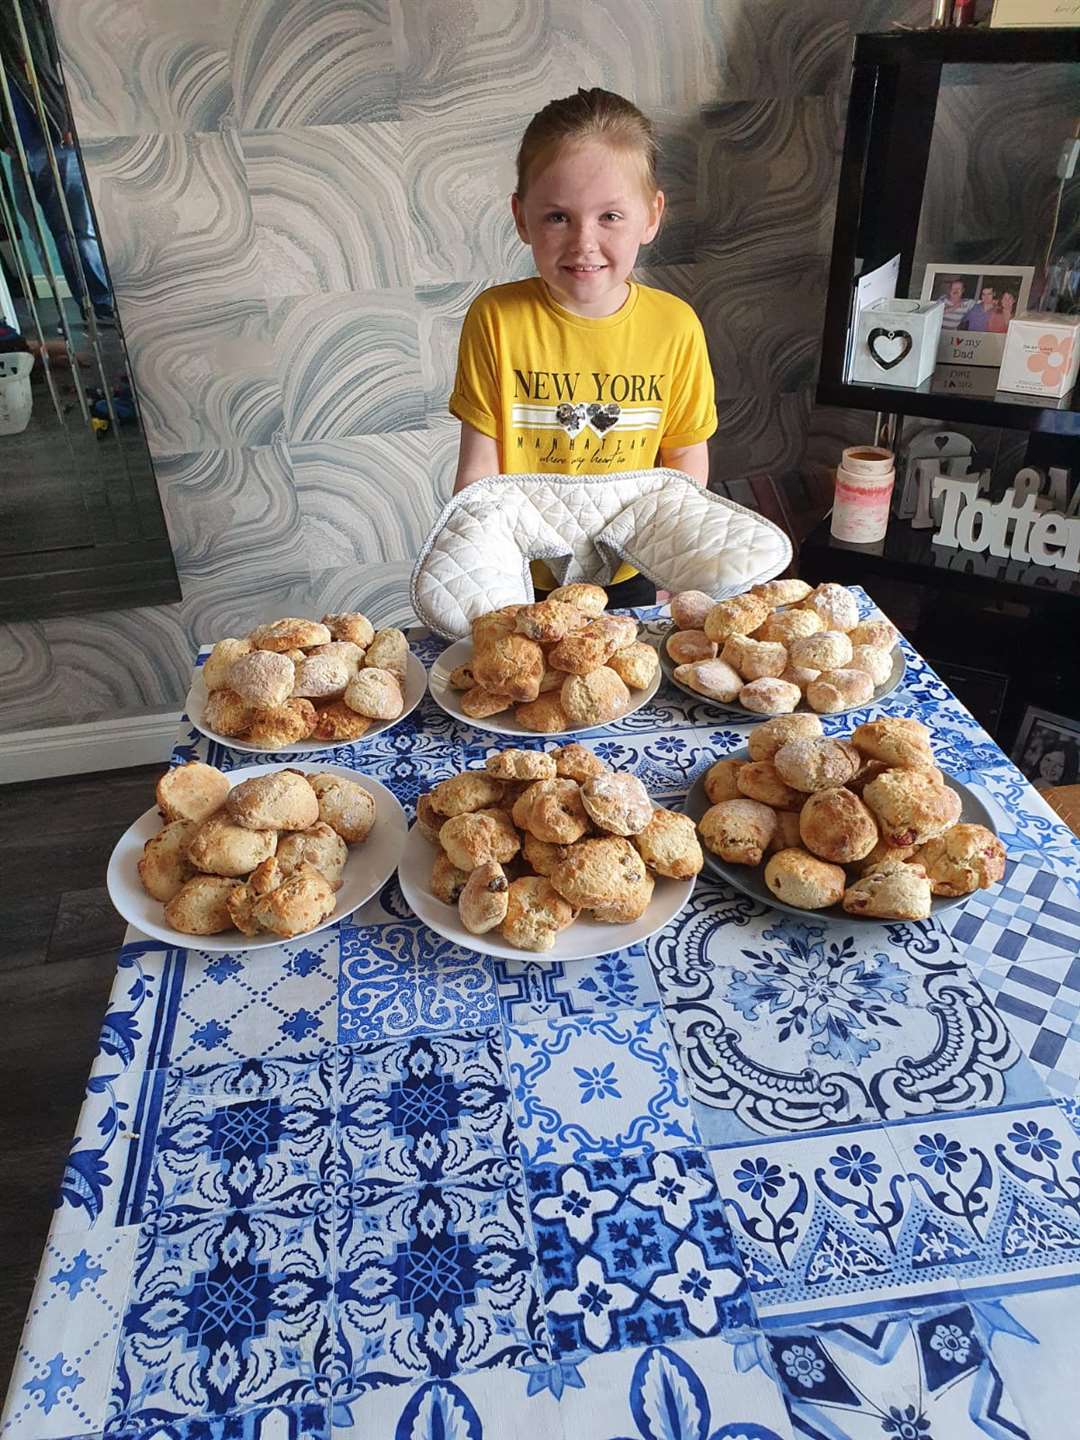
449;88;717;606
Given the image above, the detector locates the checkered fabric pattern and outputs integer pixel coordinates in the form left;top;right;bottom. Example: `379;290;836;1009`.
947;859;1080;971
979;954;1080;1097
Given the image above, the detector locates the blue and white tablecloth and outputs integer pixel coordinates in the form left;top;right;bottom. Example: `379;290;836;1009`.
5;594;1080;1440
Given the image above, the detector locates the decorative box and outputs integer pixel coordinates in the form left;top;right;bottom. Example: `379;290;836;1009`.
997;313;1080;398
851;297;944;389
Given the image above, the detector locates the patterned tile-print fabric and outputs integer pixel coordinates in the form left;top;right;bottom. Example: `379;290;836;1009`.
5;603;1080;1439
24;0;1066;734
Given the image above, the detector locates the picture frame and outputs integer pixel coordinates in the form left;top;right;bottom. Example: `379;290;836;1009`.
991;0;1080;27
1011;706;1080;790
917;264;1035;368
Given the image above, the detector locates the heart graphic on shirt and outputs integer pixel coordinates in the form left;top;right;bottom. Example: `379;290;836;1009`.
555;402;587;435
867;327;913;371
587;402;621;434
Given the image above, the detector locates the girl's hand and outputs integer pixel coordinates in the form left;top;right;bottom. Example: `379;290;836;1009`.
660;441;709;487
453;421;500;493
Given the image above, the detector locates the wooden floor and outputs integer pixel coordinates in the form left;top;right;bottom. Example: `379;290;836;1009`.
0;763;163;1403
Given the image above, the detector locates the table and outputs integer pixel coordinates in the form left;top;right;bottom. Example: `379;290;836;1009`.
4;597;1080;1440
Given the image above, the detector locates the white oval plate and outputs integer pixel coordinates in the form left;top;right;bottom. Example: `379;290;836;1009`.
184;650;427;755
684;754;997;925
659;624;905;718
398;821;695;961
107;763;407;952
428;637;660;738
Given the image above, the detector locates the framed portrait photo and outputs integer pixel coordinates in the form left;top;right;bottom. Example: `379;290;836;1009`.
918;264;1035;367
1012;706;1080;791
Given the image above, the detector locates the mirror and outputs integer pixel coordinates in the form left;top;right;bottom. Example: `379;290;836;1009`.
0;0;179;620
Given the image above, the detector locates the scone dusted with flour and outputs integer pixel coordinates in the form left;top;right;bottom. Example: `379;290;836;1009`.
137;761;377;938
416;743;702;951
198;611;413;747
694;713;1002;921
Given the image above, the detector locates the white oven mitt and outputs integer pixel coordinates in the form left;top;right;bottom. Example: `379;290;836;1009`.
411;469;792;638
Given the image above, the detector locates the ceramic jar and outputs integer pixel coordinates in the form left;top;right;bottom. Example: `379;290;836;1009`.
831;446;895;544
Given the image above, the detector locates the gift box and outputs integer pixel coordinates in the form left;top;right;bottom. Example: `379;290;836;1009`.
997;313;1080;398
851;297;944;389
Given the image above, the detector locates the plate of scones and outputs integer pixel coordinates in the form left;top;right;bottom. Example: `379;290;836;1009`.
397;743;701;959
686;715;1005;924
185;612;427;753
661;580;904;717
108;761;407;951
428;585;660;737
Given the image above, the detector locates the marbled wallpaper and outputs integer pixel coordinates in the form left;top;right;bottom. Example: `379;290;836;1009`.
2;0;954;735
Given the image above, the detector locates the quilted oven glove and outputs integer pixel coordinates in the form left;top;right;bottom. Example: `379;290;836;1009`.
411;469;793;639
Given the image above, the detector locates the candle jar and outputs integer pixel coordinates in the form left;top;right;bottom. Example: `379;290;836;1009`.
831;445;896;544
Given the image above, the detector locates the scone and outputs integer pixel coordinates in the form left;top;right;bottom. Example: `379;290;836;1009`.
204;689;256;738
799;787;879;863
514;600;585;643
187;813;278;877
512;778;589;844
250;863;336;938
773;737;861;793
202;637;254;692
307;773;376;842
842;860;932;921
590;614;638;651
765;849;845;910
250;617;331;652
307;640;365;677
849;617;899;651
554;743;610;783
344;668;404;720
674;659;743;703
703;757;746;804
790;631;853;672
698;799;777;865
591;869;655;923
546;582;608;615
862;769;962;847
632;808;703;879
156;762;230;824
432;851;471;904
485;748;557;781
856;837;917;874
364;628;408;682
805;669;874;714
439;809;521;869
276;822;348;890
431;771;505;817
560;668;631;727
448;663;476;690
226;770;319;831
580;773;653;835
292;654;351;700
164;875;240;935
459;862;511;935
721;635;788;681
669;589;713;630
747;713;824;762
851;718;935;770
514;694;572;732
138;820;197;902
753;608;824;647
849;645;892;688
800;583;859;633
500;877;575;951
912;823;1006;897
703;593;770;643
460;686;512;719
765;809;804;854
246;699;318;747
739;678;801;715
548;626;617;675
311;699;373;742
225;857;281;937
322;611;375;648
550;836;648;909
608;642;659;690
522;832;573;876
751;577;813;608
414;792;444;844
736;760;804;810
472;633;544;701
666;630;717;665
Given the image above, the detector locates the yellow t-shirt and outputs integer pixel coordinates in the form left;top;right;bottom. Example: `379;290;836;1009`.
449;278;718;588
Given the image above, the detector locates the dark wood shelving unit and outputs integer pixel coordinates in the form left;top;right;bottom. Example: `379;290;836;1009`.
816;25;1080;441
